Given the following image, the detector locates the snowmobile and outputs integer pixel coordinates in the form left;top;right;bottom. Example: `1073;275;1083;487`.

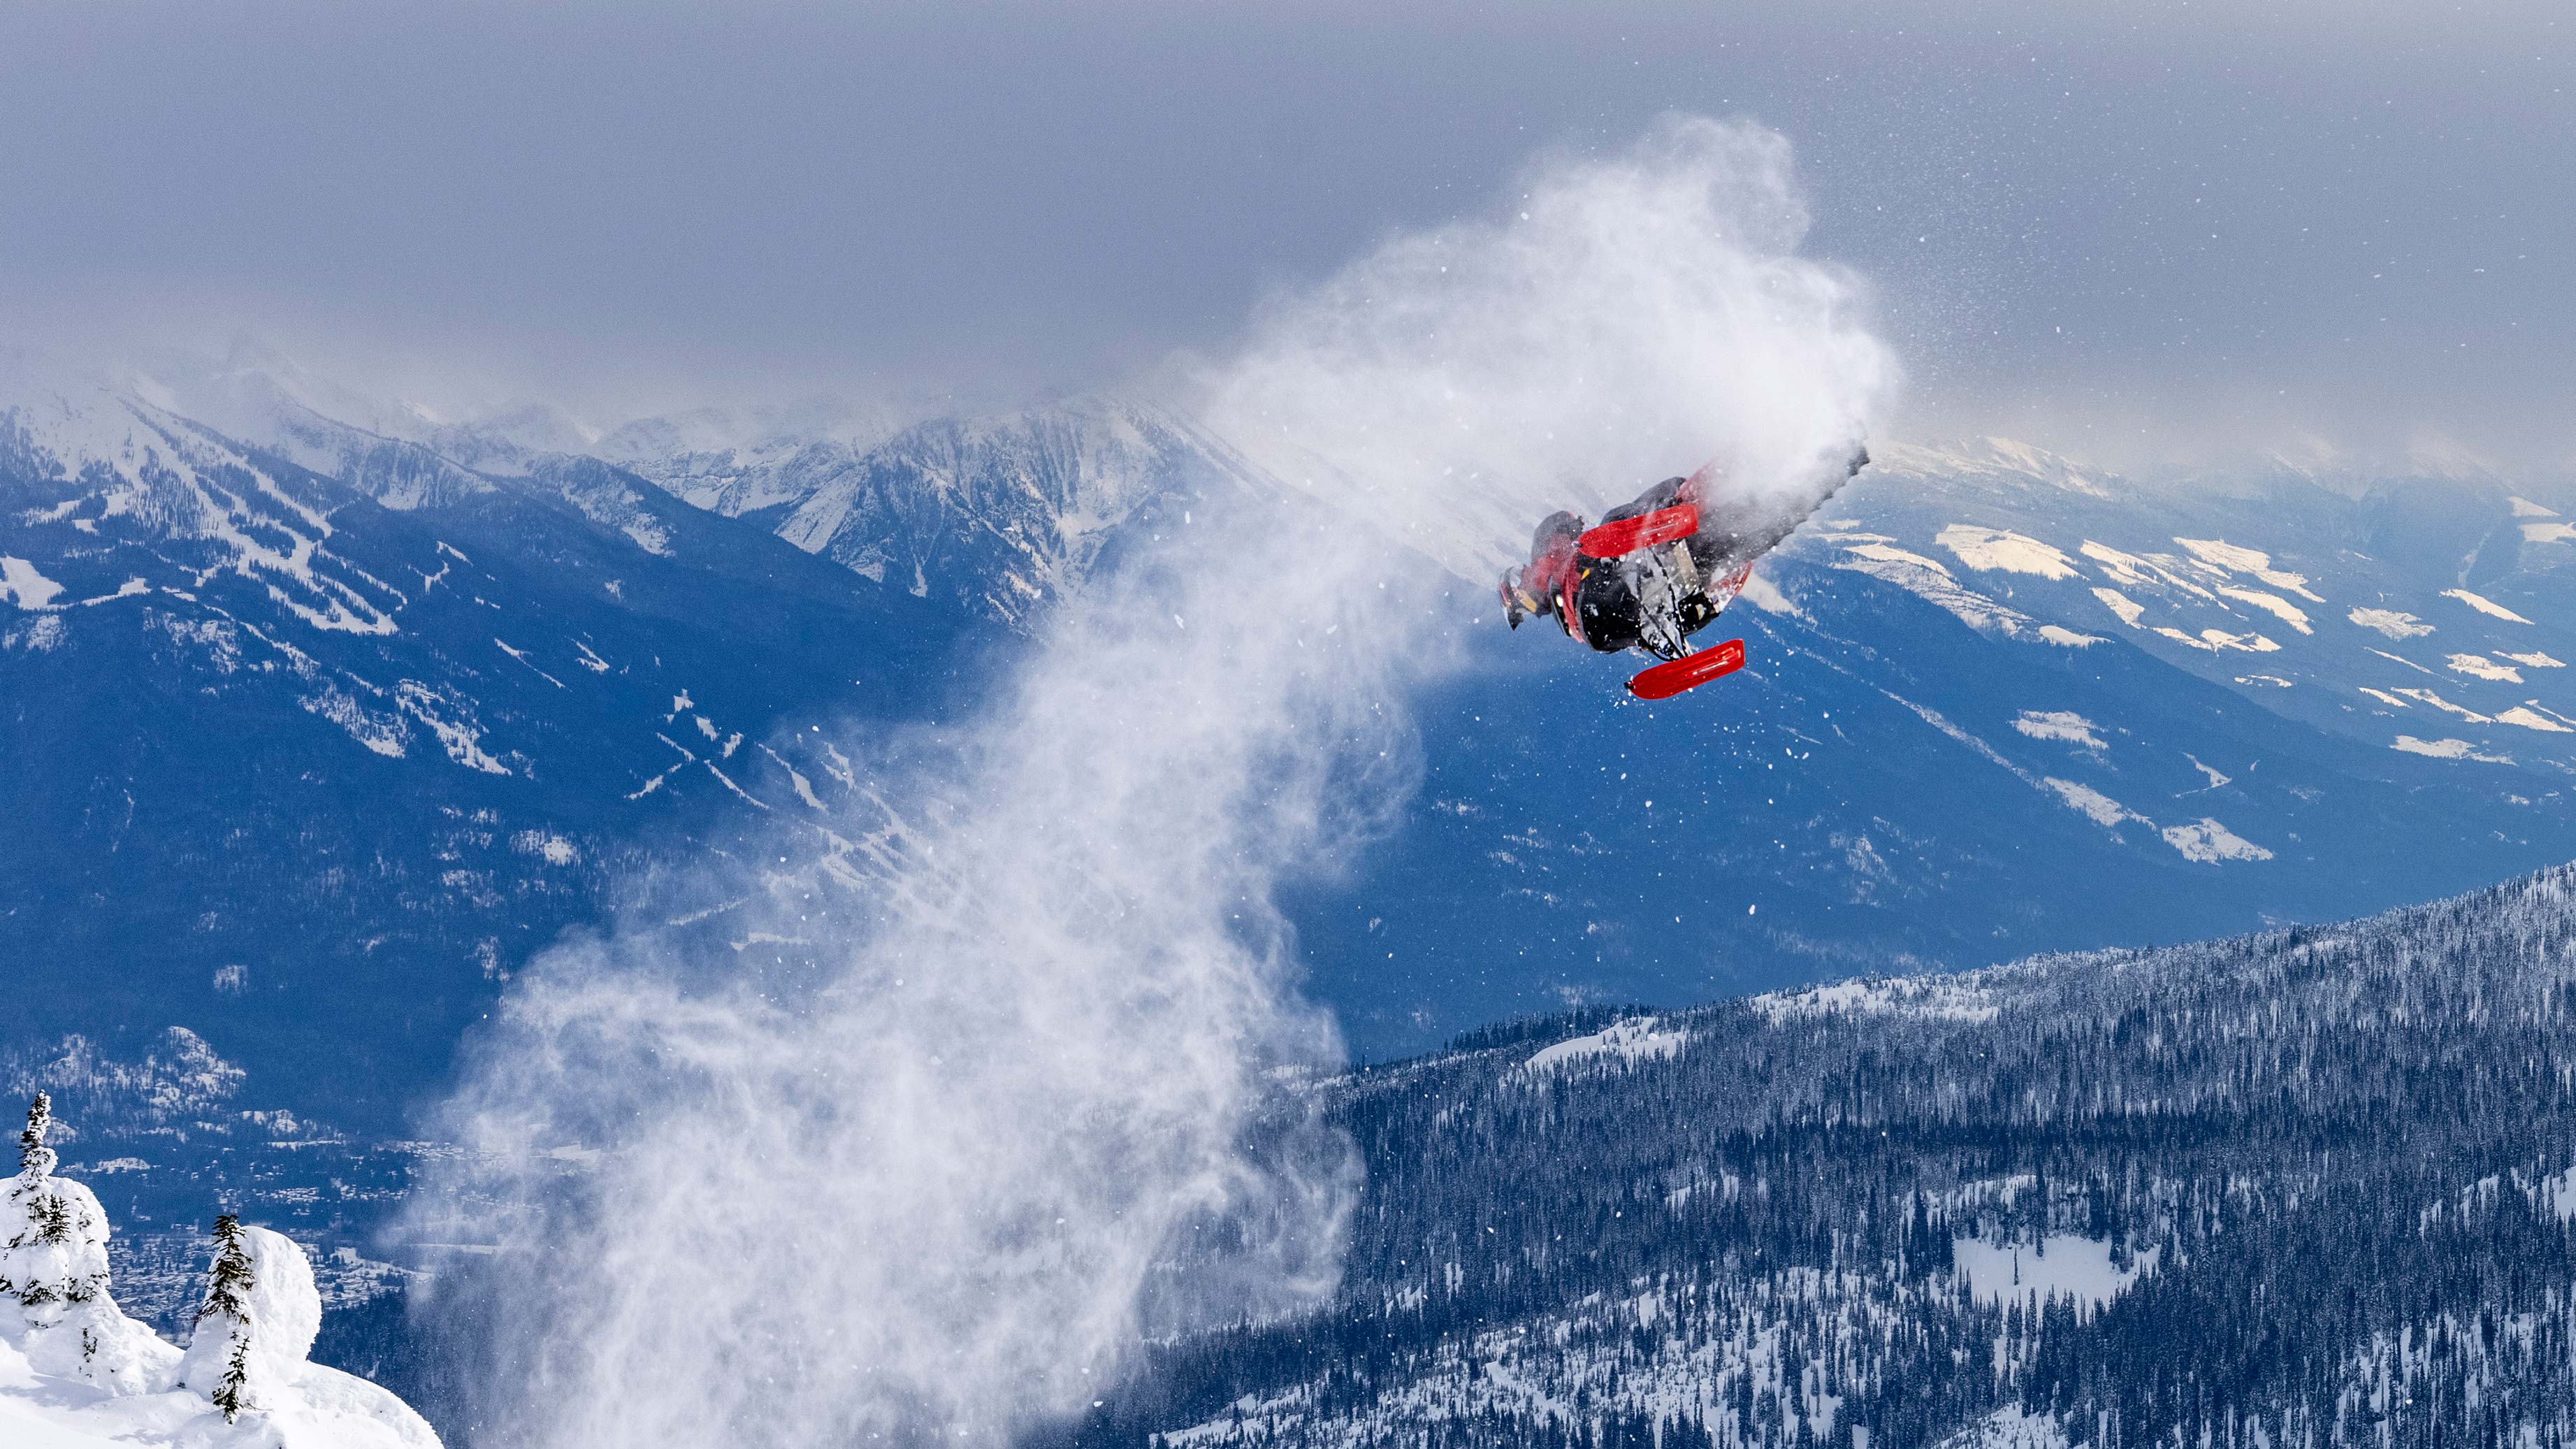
1499;448;1869;699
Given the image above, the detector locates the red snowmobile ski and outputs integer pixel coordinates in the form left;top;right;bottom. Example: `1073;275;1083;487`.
1627;637;1745;700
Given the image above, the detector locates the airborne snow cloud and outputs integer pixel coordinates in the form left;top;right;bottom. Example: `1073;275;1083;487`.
1201;114;1895;577
417;113;1890;1448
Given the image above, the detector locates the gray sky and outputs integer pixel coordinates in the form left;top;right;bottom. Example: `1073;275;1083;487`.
3;1;2568;473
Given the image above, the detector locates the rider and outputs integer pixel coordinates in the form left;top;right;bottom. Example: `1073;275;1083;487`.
1500;449;1868;661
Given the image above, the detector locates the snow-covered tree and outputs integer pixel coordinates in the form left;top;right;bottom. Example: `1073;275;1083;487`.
0;1093;170;1393
3;1092;103;1310
179;1215;324;1425
213;1334;253;1424
187;1213;260;1421
198;1213;254;1331
18;1092;56;1178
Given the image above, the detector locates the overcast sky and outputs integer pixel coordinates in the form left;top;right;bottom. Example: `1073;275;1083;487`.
3;1;2568;473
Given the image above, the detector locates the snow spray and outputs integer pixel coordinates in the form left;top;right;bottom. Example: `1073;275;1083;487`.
414;113;1891;1448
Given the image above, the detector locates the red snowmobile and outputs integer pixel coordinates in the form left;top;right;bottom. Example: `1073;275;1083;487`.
1499;449;1867;699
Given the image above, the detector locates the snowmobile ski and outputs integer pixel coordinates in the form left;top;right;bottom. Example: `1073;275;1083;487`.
1626;637;1744;700
1578;503;1700;561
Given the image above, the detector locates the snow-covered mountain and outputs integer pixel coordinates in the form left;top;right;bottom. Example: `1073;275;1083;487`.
604;394;1269;625
13;359;2576;1113
0;375;979;1130
1844;436;2576;770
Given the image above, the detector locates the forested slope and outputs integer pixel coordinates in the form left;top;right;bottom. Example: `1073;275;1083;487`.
1097;864;2576;1449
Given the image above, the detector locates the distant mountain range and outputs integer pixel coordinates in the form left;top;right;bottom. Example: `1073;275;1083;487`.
8;358;2576;1133
1308;432;2576;1051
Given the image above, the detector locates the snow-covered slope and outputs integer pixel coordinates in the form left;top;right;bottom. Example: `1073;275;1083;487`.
1116;862;2576;1448
1845;438;2576;772
0;374;976;1130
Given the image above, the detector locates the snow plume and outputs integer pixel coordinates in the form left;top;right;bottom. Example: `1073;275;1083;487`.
1203;113;1895;579
417;113;1888;1449
418;494;1401;1447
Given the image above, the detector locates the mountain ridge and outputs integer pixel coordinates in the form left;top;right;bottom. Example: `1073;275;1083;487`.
13;363;2576;1120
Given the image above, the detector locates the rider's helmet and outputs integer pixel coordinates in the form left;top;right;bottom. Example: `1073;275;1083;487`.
1503;511;1585;628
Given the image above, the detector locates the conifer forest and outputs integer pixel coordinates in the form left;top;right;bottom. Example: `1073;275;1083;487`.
1034;865;2576;1449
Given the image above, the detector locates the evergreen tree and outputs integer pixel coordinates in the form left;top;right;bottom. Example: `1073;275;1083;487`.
17;1092;55;1181
6;1093;85;1308
191;1212;260;1421
212;1335;252;1424
196;1212;254;1329
32;1190;73;1250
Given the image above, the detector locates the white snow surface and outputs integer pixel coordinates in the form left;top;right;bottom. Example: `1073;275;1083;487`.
2446;653;2523;682
2078;542;2215;600
1934;524;2077;579
2159;819;2275;864
2091;587;2146;627
2393;686;2492;722
2042;779;2142;828
2215;586;2311;633
2151;625;2280;654
2496;706;2575;734
1752;976;1999;1025
1939;1405;2076;1449
2012;711;2104;749
0;557;66;610
1521;1017;1688;1076
393;683;509;775
2348;607;2433;640
2170;538;2324;602
2443;588;2533;624
1953;1234;2159;1316
300;687;410;759
1831;545;2092;647
2392;735;2513;763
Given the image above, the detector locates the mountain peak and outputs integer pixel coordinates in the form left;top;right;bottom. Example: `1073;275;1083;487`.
1872;436;2125;498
